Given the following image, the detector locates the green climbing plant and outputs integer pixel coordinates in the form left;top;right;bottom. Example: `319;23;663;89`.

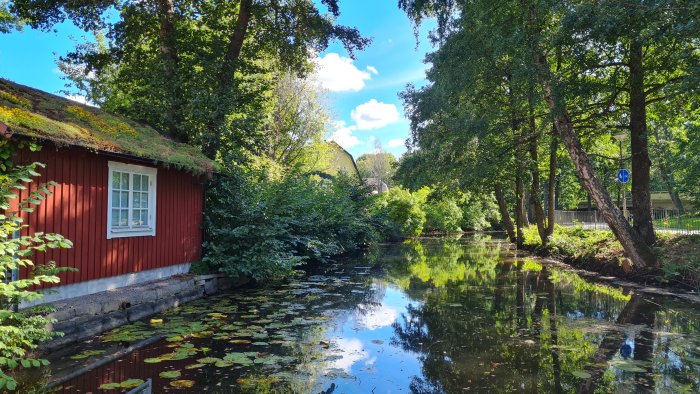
0;140;73;390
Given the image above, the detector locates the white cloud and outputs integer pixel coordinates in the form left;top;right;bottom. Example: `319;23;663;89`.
366;66;379;75
329;120;362;149
325;338;369;373
350;99;401;130
315;53;373;92
388;139;405;148
65;94;96;107
354;304;398;330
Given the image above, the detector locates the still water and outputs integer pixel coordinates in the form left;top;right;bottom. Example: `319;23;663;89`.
43;235;700;393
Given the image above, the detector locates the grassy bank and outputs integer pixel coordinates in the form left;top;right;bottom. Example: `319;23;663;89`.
522;225;700;291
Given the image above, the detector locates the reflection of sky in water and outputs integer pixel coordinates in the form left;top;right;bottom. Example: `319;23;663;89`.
318;285;425;393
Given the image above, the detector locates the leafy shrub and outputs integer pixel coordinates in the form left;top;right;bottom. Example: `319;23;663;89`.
1;141;73;390
371;187;429;238
459;192;497;231
203;159;377;282
424;198;463;233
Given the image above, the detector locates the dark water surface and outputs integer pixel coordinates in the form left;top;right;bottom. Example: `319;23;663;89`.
41;235;700;392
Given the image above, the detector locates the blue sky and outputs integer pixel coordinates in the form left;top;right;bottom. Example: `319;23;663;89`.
0;1;434;159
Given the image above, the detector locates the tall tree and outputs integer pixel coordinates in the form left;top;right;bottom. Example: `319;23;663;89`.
397;0;689;268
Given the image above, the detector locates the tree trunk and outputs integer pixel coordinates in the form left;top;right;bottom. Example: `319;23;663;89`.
495;183;517;243
660;165;685;214
532;58;655;269
528;119;547;246
547;131;558;237
515;172;526;249
155;0;183;140
629;37;656;244
523;0;656;269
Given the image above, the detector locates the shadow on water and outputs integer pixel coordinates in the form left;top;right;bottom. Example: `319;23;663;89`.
10;234;700;393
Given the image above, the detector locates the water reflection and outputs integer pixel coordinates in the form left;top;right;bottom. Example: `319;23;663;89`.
31;236;700;393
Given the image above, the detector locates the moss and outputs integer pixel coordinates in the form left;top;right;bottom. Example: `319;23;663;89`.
0;79;214;175
0;89;32;109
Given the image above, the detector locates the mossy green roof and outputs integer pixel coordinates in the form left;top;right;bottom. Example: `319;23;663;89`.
0;79;214;175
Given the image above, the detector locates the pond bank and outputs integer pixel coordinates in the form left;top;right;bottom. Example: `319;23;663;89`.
41;273;246;351
520;225;700;292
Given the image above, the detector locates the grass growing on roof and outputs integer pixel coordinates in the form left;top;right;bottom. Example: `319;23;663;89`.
0;79;213;175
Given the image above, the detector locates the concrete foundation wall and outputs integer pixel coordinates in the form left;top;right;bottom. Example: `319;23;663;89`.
41;273;241;351
23;263;192;308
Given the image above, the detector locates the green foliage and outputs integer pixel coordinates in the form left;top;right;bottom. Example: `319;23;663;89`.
371;187;429;238
356;152;397;187
522;224;619;261
424;198;463;233
0;141;73;390
203;159;377;282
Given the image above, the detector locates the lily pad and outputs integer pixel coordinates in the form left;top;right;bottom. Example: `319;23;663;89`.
120;379;145;388
143;357;162;364
170;380;196;388
215;360;234;367
185;363;205;370
197;357;222;364
98;382;122;390
571;370;592;379
159;370;182;379
230;339;252;345
223;352;254;365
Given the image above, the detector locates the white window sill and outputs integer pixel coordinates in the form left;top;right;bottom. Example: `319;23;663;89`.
108;228;156;239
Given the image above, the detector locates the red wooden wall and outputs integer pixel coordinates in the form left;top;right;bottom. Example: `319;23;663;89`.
13;146;205;287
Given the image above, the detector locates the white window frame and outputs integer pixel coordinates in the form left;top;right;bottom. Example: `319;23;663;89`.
107;161;157;239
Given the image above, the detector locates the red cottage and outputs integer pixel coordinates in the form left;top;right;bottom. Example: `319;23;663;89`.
0;79;214;304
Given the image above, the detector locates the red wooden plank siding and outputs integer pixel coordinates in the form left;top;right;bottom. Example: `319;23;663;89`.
14;146;205;287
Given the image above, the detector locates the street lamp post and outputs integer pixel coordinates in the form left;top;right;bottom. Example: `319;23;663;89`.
613;133;627;220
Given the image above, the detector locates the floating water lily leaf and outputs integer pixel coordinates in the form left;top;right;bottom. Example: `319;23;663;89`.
150;318;163;324
197;357;222;364
159;370;182;379
179;343;195;349
230;339;252;345
571;370;592;379
215;360;234;367
208;313;227;319
166;335;184;342
70;349;106;360
223;352;254;365
98;382;121;390
252;342;269;346
170;380;196;388
143;357;162;364
185;363;205;370
119;379;145;388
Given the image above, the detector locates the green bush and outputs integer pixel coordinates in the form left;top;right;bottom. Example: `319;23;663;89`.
424;198;463;233
522;224;618;259
1;141;73;390
459;192;497;231
203;160;377;282
371;187;429;238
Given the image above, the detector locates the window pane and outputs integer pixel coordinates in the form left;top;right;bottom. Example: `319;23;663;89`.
142;175;149;191
112;171;121;189
141;210;148;226
133;193;141;208
111;209;120;227
112;190;120;208
141;193;148;208
120;191;129;207
133;174;141;191
120;209;129;226
122;173;129;189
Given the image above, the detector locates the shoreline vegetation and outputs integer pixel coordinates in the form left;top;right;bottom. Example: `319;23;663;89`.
519;224;700;292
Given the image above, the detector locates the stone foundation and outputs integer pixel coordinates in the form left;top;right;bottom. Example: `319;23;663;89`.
39;273;244;351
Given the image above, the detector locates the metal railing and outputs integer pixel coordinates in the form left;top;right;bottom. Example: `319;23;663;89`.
552;209;700;235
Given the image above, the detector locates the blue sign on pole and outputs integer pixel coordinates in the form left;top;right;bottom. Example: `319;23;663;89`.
617;169;630;183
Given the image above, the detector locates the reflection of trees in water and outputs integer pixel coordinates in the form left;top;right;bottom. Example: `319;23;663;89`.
386;237;692;393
